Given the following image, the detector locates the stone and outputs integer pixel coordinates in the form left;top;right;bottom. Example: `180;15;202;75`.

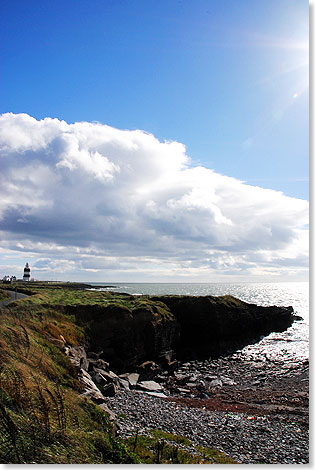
93;368;119;385
144;391;168;398
137;380;163;392
90;358;110;372
138;361;160;380
98;403;116;422
118;378;130;390
221;376;236;385
82;389;105;403
91;370;110;387
174;373;190;383
166;360;178;374
119;372;140;388
208;378;223;387
102;383;116;397
79;369;101;392
67;346;89;371
205;375;218;381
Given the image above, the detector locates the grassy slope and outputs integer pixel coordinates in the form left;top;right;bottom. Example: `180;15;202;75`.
0;282;236;464
0;290;11;302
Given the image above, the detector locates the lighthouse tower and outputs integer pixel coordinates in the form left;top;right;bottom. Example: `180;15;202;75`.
23;262;31;281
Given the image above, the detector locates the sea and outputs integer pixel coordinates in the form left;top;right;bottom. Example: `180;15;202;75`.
90;281;309;363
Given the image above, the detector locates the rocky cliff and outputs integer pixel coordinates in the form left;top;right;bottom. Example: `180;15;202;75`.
67;299;179;371
150;295;294;360
68;294;294;372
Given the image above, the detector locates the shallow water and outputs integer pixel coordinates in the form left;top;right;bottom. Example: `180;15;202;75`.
90;281;309;362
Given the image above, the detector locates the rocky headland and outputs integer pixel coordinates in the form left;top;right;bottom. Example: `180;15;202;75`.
67;292;295;371
0;282;308;464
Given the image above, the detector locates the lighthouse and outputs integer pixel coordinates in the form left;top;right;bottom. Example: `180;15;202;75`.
23;262;31;281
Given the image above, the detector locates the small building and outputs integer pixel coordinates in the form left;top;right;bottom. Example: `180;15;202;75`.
23;263;31;281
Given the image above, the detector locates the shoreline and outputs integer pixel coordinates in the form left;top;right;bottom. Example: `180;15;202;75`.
105;354;309;464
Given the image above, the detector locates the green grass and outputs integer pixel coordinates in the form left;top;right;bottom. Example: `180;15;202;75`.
0;290;10;302
125;429;237;464
0;282;237;464
0;282;174;321
0;294;139;463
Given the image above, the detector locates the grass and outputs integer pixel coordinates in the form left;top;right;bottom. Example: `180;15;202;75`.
0;290;10;302
125;429;237;464
0;281;237;464
0;293;139;463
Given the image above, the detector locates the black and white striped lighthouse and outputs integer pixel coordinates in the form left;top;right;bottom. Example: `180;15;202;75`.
23;262;31;281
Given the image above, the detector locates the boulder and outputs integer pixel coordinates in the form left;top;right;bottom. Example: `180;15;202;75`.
98;403;116;423
143;391;168;398
137;380;163;392
118;378;130;390
208;378;223;388
91;370;110;387
82;389;105;404
88;358;110;372
138;361;160;380
93;368;120;385
119;372;140;388
67;346;89;371
79;370;106;403
102;383;116;397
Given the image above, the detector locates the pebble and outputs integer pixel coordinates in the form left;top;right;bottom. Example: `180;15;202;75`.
104;390;309;464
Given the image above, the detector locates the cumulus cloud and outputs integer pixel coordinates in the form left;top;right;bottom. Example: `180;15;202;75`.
0;113;308;281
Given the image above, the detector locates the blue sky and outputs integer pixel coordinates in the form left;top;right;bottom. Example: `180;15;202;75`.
1;0;309;199
0;0;309;282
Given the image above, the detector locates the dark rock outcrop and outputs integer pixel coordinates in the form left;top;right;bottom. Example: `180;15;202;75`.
66;294;294;372
68;301;179;372
150;295;294;360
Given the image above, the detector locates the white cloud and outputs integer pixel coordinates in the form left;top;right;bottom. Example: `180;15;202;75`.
0;113;308;281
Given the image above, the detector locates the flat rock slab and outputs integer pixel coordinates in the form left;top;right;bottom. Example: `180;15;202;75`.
137;380;163;392
144;391;168;398
119;372;140;388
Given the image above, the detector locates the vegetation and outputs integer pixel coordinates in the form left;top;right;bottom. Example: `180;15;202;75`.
0;281;236;463
0;282;174;319
0;290;10;302
124;429;237;464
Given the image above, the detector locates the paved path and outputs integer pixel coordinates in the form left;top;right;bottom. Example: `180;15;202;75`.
0;290;28;307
